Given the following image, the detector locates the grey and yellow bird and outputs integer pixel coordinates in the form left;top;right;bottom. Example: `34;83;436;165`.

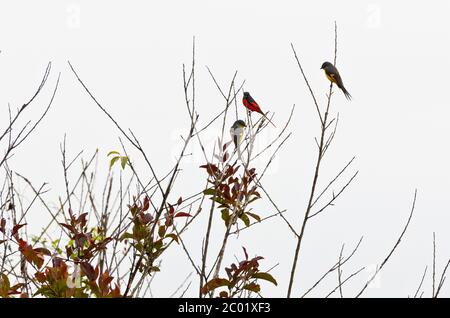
230;120;247;159
321;61;352;100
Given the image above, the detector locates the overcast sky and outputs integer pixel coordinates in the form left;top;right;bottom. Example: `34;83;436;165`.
1;0;450;297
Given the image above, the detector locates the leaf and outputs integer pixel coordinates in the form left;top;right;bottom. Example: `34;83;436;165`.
238;212;250;227
201;278;230;295
0;218;6;234
174;212;192;218
243;282;261;293
34;247;51;256
99;271;114;292
142;196;150;212
119;232;134;241
223;141;232;151
109;156;120;169
219;291;229;298
1;274;10;290
80;262;97;281
120;156;128;169
107;151;120;157
77;213;89;228
165;233;179;244
252;272;278;286
59;223;76;233
200;164;219;176
203;188;216;196
12;223;27;237
177;197;183;206
221;209;230;227
158;225;166;238
246;212;261;222
242;246;249;260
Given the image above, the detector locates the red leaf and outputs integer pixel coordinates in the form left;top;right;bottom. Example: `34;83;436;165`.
34;247;52;256
33;253;45;269
35;271;46;283
0;218;6;234
242;247;249;261
219;291;229;298
77;213;89;228
99;271;114;291
12;223;27;237
143;196;150;212
80;262;96;281
52;257;64;268
200;164;219;176
174;212;192;218
18;239;34;261
59;223;76;233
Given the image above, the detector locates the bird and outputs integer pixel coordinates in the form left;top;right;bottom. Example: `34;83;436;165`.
320;62;352;100
230;120;247;159
242;92;276;127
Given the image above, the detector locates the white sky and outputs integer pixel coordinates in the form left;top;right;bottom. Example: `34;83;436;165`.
1;0;450;297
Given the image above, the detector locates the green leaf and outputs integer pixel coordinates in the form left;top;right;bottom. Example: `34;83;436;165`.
238;212;250;227
120;156;128;169
1;274;10;290
107;151;120;157
243;282;261;293
165;233;179;244
119;232;134;241
252;272;277;286
246;212;261;222
201;278;230;295
203;188;216;196
221;209;230;227
109;156;120;169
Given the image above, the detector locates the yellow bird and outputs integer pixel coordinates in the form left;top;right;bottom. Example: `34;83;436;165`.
321;61;352;100
230;120;247;159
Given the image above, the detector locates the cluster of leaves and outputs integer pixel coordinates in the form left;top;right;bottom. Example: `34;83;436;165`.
201;247;277;298
0;221;26;297
29;210;121;298
108;150;129;169
59;210;112;263
0;274;25;298
120;195;192;273
201;161;262;228
0;211;122;298
34;256;121;298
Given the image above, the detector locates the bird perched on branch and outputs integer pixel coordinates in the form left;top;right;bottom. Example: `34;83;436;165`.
242;92;276;127
230;119;247;159
321;62;352;100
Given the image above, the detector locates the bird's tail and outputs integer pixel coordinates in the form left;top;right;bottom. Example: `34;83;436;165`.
236;144;242;160
261;112;276;128
342;87;352;101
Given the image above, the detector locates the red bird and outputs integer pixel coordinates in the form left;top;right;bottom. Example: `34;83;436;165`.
242;92;276;127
